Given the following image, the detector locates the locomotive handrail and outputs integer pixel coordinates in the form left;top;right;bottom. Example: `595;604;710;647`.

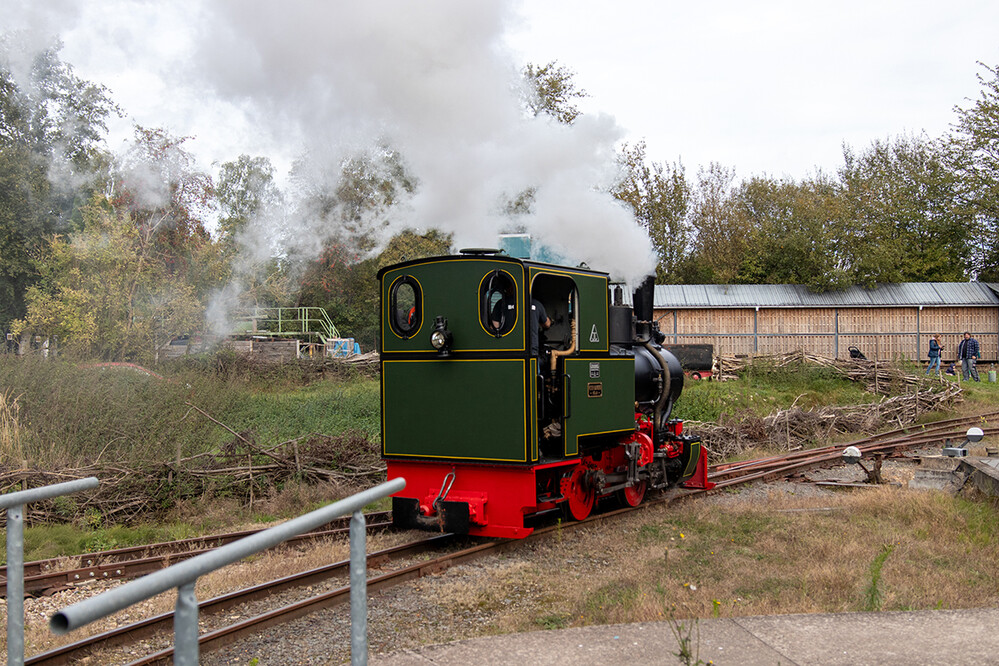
50;478;405;666
564;373;572;419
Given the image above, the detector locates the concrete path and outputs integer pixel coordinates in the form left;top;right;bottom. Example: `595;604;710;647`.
373;607;999;665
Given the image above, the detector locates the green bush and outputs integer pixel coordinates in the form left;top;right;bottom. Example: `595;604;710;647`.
0;355;380;468
673;360;873;423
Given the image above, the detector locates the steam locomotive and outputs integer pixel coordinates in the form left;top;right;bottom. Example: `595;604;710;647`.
379;249;712;539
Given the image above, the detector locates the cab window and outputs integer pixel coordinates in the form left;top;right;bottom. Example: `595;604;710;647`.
389;276;421;338
481;270;517;336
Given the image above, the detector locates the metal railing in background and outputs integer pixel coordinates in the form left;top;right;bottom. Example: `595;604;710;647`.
1;477;100;666
50;478;405;666
234;306;341;344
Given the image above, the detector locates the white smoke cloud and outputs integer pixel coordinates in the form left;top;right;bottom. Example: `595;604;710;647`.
187;0;656;283
6;0;658;291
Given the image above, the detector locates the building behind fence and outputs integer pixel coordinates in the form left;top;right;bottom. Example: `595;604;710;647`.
651;282;999;363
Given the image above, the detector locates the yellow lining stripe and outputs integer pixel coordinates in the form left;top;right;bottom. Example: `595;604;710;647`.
381;358;530;463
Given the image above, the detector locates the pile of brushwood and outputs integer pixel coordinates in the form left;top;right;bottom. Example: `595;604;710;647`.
0;407;384;527
696;351;963;460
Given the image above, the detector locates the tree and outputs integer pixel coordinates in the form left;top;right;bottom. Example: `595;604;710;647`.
285;146;419;346
14;198;202;360
686;163;749;283
946;62;999;280
840;135;970;285
613;142;691;282
0;41;117;330
732;174;851;290
216;154;282;247
289;145;415;254
376;228;452;268
522;61;588;125
296;229;451;350
113;126;222;297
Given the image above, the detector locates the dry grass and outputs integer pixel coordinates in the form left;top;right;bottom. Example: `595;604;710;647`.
0;388;25;462
11;529;415;660
413;487;999;637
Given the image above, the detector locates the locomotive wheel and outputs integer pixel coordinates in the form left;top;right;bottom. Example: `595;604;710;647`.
561;466;595;521
619;479;647;507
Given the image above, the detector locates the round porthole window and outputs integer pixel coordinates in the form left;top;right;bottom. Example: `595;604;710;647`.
389;276;421;338
481;270;517;337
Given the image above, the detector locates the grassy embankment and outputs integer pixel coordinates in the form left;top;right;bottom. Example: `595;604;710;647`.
0;354;380;560
3;354;997;563
411;488;999;645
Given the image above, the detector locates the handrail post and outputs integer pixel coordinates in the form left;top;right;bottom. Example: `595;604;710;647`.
7;504;24;666
350;510;367;666
2;477;99;666
175;581;199;665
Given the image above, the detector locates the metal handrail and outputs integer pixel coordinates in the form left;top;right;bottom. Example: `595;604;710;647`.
236;306;340;343
50;478;404;666
3;477;100;666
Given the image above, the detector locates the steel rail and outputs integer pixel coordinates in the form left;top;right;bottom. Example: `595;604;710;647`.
707;427;999;489
709;412;999;478
26;533;454;666
709;427;999;481
1;512;392;597
120;508;680;665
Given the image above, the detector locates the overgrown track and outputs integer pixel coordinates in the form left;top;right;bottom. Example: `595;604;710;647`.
26;411;997;664
706;410;999;488
0;512;392;597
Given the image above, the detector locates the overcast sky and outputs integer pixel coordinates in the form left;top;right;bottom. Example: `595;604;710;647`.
11;0;997;183
506;0;999;180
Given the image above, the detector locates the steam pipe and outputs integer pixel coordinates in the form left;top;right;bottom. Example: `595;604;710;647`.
642;340;672;432
550;317;577;374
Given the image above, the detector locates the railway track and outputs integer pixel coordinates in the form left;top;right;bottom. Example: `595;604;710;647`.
21;411;996;664
706;410;999;487
0;512;393;597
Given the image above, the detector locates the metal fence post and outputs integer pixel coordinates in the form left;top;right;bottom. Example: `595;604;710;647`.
7;504;24;666
2;477;99;666
174;580;199;665
350;510;367;666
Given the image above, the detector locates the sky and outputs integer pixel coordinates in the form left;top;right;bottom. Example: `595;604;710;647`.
9;1;997;183
4;0;999;284
506;0;999;180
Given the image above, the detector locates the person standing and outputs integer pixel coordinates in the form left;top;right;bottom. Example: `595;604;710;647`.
957;331;981;381
925;335;942;375
528;298;551;357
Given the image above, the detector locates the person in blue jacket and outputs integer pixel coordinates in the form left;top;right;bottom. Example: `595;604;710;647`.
925;334;942;375
957;331;981;381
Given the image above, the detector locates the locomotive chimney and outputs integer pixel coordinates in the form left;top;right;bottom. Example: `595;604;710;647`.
632;276;655;322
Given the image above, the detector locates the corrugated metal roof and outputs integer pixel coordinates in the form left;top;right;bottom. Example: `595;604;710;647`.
636;282;999;309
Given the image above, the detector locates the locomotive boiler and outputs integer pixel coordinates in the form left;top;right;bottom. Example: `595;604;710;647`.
379;249;712;539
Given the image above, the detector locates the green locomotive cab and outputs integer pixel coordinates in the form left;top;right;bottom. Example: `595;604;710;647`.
380;249;711;538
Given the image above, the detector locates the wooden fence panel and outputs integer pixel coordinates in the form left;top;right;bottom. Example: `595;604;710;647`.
654;305;998;361
758;309;835;334
674;309;754;335
759;335;836;357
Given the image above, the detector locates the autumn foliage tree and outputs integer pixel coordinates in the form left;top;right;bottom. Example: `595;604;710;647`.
15;127;223;359
14;198;203;359
0;41;117;331
613;142;691;283
946;62;999;280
